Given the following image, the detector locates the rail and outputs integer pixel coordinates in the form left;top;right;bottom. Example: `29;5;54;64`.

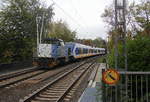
0;67;38;81
19;60;94;102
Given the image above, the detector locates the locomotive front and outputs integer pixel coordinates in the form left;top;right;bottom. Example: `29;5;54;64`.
33;38;66;68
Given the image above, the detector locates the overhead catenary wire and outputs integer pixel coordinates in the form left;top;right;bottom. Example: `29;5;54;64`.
51;0;90;34
69;0;89;28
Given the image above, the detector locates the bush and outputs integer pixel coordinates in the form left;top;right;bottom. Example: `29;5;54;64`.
108;35;150;71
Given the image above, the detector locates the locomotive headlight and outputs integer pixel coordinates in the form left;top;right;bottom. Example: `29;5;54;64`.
32;61;39;66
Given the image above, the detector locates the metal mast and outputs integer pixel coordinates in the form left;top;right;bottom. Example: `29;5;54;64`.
115;0;128;100
114;0;127;71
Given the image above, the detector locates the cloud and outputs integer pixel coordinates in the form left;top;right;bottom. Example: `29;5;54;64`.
76;25;107;39
45;0;112;40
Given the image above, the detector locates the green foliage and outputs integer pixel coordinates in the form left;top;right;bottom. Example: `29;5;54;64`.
101;1;150;101
107;49;114;68
102;0;150;50
0;0;54;63
75;37;106;48
92;37;106;48
97;56;106;63
102;0;150;71
108;35;150;71
127;35;150;71
48;21;76;42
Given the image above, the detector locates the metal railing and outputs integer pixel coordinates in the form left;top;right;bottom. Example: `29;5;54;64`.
102;71;150;102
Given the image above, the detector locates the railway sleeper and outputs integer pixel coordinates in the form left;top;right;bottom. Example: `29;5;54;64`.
52;85;69;87
45;90;65;93
63;98;70;102
41;92;62;96
38;94;60;98
62;64;95;102
47;88;67;91
34;97;57;101
48;86;68;89
31;100;50;102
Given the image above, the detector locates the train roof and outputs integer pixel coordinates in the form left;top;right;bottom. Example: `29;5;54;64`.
66;42;91;47
43;39;105;50
43;38;63;42
66;42;104;49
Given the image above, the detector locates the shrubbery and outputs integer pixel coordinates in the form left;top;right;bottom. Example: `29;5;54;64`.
108;35;150;71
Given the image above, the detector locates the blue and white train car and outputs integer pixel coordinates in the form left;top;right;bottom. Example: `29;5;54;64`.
33;38;105;67
63;42;105;59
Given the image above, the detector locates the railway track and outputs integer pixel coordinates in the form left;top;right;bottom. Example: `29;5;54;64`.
0;67;39;80
20;60;95;102
0;68;47;88
0;58;89;89
0;59;87;89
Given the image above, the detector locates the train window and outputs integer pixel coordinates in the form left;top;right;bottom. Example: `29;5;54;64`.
86;49;88;53
89;49;91;53
90;49;92;53
83;48;85;54
43;39;60;45
83;48;87;54
87;49;89;53
68;48;71;55
75;48;79;55
81;48;83;54
76;47;83;55
78;48;82;54
78;48;80;54
54;41;61;46
91;49;93;53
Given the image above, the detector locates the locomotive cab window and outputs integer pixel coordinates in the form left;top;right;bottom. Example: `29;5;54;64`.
42;38;64;46
43;39;58;44
60;41;65;46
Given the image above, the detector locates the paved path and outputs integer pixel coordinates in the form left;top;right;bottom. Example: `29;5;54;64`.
78;63;106;102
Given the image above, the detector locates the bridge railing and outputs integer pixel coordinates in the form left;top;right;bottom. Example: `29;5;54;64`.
102;71;150;102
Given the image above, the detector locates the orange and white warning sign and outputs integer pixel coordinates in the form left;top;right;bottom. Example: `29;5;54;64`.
102;69;120;85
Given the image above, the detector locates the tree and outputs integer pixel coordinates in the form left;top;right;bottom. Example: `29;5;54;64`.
75;37;106;48
102;0;150;70
102;0;150;38
0;0;54;63
127;35;150;71
48;21;76;42
132;0;150;36
108;35;150;71
92;37;106;48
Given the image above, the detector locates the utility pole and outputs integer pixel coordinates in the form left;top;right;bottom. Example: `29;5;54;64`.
114;0;127;71
36;16;40;57
115;0;128;100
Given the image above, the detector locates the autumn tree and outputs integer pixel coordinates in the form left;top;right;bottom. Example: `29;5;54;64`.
48;21;76;42
0;0;54;63
102;0;150;71
75;37;106;48
131;0;150;36
102;0;150;38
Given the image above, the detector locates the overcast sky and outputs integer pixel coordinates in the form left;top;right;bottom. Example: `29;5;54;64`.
44;0;113;40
